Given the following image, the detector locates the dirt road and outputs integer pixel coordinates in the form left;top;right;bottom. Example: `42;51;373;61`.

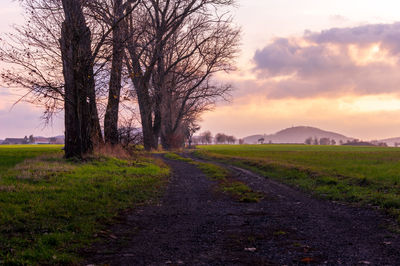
86;155;400;265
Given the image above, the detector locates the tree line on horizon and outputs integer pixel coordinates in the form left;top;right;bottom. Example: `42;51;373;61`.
304;137;389;147
192;131;238;145
0;0;239;158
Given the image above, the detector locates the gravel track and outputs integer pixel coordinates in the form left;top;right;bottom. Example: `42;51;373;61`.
85;154;400;265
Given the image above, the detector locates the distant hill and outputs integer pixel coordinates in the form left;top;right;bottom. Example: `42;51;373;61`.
243;126;353;144
378;137;400;147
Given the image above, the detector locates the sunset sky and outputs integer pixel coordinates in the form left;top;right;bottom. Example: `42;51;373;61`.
2;0;400;140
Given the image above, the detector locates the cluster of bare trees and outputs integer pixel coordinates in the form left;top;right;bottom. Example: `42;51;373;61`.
0;0;239;158
304;137;336;145
214;132;236;144
191;131;236;145
197;131;213;144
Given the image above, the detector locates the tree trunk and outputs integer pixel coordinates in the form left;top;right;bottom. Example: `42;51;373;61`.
88;75;103;146
104;0;124;145
160;88;183;150
60;0;96;158
135;80;156;151
126;52;159;151
152;93;162;149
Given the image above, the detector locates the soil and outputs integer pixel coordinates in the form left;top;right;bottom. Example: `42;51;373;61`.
84;154;400;265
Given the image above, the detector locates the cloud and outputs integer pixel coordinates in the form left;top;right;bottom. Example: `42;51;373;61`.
305;23;400;54
252;22;400;99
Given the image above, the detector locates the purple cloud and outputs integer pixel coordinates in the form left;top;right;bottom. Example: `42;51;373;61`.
252;22;400;99
305;23;400;54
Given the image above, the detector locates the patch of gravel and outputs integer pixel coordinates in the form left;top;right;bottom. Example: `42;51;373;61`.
85;154;400;265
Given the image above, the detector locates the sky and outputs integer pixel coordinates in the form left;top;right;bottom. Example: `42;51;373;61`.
2;1;400;139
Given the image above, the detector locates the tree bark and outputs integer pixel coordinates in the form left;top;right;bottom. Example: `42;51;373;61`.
60;0;97;158
104;0;124;145
135;80;156;151
160;95;184;150
126;48;159;151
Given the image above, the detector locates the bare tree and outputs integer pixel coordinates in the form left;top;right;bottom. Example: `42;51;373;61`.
319;137;330;145
155;13;239;149
1;0;238;154
60;0;99;157
0;0;102;157
1;0;106;144
103;0;126;145
183;120;200;148
124;0;237;151
305;137;313;145
0;0;65;122
226;135;236;144
1;0;138;156
215;133;227;144
87;0;140;145
200;130;213;144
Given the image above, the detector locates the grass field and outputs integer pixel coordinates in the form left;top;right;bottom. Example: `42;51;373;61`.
0;145;63;174
0;145;169;265
195;144;400;222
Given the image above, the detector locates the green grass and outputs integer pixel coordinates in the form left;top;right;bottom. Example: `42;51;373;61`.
0;145;63;174
0;146;169;265
195;144;400;221
164;152;193;162
165;153;263;202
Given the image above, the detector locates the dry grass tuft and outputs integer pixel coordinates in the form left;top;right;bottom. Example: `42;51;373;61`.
94;144;132;160
14;154;76;181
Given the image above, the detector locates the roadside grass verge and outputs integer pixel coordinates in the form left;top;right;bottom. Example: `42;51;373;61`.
164;153;263;203
194;145;400;222
0;147;169;265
